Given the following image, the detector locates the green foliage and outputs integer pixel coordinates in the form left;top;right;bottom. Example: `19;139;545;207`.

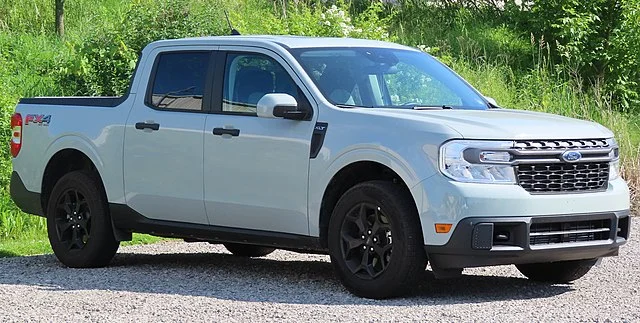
392;2;533;69
0;0;639;245
229;0;392;40
58;0;228;96
0;233;165;257
529;0;640;109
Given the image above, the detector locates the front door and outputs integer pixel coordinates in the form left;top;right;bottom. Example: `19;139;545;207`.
124;50;215;224
203;49;317;234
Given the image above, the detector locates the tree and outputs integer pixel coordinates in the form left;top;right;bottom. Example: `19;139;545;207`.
55;0;64;37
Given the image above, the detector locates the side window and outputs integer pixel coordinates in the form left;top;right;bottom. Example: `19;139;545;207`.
148;52;210;111
222;53;299;114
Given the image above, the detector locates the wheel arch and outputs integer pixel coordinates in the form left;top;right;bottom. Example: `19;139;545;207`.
41;148;107;216
317;153;423;248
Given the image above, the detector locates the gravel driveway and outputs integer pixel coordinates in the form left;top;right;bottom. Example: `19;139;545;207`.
0;220;637;322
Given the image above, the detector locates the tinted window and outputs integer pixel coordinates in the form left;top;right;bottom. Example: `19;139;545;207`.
149;52;210;111
222;53;299;114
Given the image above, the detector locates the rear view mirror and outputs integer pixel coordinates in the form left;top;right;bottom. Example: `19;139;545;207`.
257;93;308;120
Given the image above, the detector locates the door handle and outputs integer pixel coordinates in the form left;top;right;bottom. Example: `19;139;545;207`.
212;128;240;136
135;122;160;131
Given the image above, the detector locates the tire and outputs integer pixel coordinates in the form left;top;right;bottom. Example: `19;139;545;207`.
223;243;275;257
516;259;597;283
46;170;120;268
328;180;427;299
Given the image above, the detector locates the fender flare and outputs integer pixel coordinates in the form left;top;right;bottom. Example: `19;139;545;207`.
309;147;434;237
40;134;107;195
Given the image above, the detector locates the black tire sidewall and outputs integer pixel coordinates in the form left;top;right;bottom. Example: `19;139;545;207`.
516;259;596;283
46;171;119;268
328;181;426;299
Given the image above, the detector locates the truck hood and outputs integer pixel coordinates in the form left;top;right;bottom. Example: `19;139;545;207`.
364;108;614;140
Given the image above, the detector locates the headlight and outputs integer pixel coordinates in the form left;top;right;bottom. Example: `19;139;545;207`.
439;140;516;184
608;139;620;180
609;160;620;180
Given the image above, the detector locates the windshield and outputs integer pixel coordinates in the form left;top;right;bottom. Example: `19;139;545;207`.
289;47;488;110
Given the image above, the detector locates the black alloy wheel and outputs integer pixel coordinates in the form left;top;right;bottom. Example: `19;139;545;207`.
340;202;393;279
53;188;92;251
328;180;427;299
47;171;119;268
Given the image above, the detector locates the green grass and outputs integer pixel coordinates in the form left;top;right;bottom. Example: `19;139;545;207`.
0;233;167;258
0;193;166;258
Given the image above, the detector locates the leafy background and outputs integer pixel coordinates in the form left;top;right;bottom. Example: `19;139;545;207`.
0;0;638;247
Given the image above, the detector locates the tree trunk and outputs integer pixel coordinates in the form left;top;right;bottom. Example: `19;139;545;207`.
281;0;286;19
55;0;64;37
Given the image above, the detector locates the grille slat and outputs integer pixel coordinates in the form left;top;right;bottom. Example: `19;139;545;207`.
516;162;609;193
530;219;611;245
514;139;609;150
512;139;611;193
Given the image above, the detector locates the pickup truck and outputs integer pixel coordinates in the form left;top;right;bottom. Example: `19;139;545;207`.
10;36;630;299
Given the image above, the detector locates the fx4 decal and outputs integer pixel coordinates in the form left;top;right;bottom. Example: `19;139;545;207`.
25;114;51;126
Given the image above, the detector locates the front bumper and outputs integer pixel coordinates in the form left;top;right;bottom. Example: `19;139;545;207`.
411;174;630;246
425;210;630;269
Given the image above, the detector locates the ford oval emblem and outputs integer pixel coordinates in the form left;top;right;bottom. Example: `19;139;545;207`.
562;151;582;162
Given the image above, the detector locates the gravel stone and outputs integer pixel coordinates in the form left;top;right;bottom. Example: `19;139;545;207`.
0;220;637;322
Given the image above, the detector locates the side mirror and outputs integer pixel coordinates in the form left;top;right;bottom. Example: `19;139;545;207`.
484;96;498;107
257;93;308;120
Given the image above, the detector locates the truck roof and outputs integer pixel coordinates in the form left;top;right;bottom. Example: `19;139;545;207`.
146;35;417;51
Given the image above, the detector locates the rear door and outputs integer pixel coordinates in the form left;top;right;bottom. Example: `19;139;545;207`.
203;47;317;234
123;49;217;224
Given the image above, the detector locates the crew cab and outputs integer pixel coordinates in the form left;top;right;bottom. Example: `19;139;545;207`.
10;36;631;299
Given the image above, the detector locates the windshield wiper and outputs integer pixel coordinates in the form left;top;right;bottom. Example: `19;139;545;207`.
335;104;372;109
334;104;454;110
412;105;453;110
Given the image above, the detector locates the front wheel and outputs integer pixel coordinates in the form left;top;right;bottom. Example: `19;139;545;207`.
46;171;120;268
328;181;427;299
516;259;597;283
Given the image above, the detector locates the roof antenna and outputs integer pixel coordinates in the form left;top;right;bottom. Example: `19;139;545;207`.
224;11;241;36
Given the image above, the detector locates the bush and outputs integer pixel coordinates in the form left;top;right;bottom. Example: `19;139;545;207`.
527;0;640;110
54;0;228;96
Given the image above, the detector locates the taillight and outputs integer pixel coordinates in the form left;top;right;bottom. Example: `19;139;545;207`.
11;113;22;157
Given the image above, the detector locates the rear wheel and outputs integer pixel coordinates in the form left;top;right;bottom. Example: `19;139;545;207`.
46;171;119;268
223;243;275;257
328;180;427;299
516;259;597;283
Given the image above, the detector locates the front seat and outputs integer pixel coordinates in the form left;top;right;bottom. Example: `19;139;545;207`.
234;67;274;106
317;66;357;105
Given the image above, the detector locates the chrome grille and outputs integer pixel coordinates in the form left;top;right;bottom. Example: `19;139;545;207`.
514;139;609;150
509;138;613;193
516;162;609;193
530;219;611;245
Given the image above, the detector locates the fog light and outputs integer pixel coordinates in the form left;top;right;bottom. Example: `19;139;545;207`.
494;232;510;241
